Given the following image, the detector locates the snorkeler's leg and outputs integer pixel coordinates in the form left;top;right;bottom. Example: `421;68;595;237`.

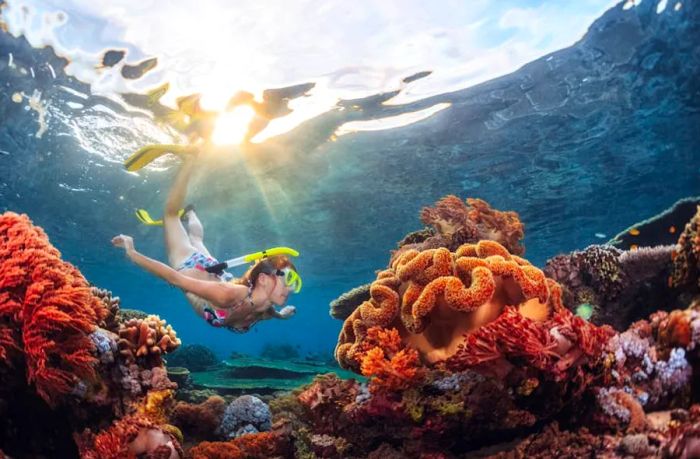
163;158;198;266
183;208;213;258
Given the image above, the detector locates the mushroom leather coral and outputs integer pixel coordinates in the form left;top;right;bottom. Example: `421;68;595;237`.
0;212;108;406
336;240;552;369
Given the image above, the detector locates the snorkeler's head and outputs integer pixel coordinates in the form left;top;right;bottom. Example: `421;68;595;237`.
242;255;302;304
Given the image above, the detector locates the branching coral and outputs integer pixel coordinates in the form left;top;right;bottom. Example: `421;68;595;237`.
336;240;553;369
0;212;108;406
118;315;180;367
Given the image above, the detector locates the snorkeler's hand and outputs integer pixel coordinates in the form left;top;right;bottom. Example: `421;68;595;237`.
111;234;135;253
279;305;296;319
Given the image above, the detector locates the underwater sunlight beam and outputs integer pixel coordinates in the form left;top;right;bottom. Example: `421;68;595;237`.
211;105;256;145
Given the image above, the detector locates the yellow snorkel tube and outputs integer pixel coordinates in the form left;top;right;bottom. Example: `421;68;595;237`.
204;247;302;292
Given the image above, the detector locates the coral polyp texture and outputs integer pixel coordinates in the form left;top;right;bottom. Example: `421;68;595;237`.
0;212;108;406
336;239;576;370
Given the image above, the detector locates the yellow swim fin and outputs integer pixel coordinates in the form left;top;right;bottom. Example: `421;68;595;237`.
124;144;198;172
135;209;163;226
135;208;185;226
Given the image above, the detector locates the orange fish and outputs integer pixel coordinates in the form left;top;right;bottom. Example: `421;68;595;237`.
669;226;676;234
629;228;640;236
630;244;639;251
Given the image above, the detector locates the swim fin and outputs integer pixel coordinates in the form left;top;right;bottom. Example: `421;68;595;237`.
124;144;197;172
135;208;185;226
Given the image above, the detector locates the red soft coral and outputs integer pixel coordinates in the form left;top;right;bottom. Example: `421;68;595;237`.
0;212;108;406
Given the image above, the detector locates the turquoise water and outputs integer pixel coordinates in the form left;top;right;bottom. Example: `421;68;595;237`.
0;0;698;362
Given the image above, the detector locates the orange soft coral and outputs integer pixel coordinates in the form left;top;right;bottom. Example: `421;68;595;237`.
336;240;554;370
0;212;108;406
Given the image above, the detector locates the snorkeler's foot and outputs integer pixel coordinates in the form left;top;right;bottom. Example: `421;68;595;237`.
135;207;187;226
124;143;200;172
180;204;196;223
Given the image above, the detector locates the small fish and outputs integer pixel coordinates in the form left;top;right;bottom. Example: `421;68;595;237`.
629;228;640;236
594;232;606;239
669;226;676;234
630;244;639;251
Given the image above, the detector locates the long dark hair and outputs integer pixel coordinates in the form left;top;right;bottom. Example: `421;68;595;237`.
237;255;297;287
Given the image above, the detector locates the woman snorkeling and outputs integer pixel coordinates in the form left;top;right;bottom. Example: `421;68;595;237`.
112;156;301;333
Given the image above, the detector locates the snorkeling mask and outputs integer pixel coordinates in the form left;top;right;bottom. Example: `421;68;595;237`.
204;246;302;293
274;266;303;293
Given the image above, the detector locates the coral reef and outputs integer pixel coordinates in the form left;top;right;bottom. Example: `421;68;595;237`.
0;212;108;406
75;413;183;459
336;240;558;368
188;431;291;459
260;342;301;360
0;212;183;458
415;196;525;256
165;343;218;371
118;314;181;367
672;205;700;292
329;196;525;321
329;283;371;320
172;395;227;442
167;366;192;389
544;243;680;330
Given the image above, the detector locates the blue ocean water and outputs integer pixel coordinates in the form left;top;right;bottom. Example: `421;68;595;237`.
0;0;698;364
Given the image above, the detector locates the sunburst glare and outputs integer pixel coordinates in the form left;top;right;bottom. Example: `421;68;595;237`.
211;105;256;145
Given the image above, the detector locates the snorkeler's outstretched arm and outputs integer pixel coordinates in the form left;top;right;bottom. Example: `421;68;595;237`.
111;234;248;308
